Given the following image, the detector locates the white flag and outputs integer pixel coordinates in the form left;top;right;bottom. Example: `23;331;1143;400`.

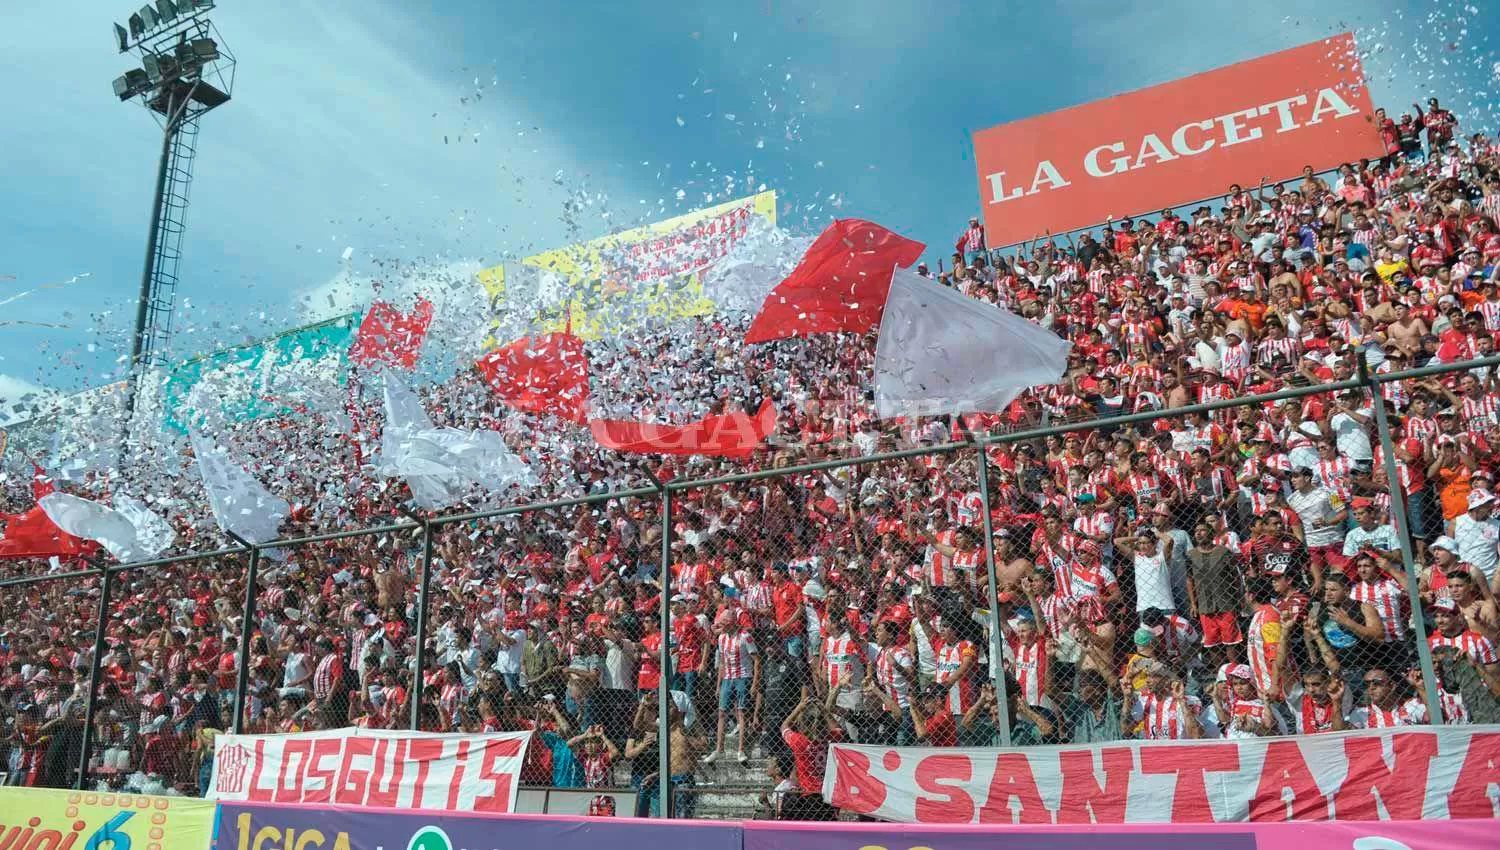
873;267;1071;419
113;494;177;558
38;493;136;563
190;428;290;544
374;374;535;510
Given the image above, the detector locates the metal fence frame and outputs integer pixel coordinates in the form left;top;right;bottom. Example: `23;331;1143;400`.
7;352;1496;813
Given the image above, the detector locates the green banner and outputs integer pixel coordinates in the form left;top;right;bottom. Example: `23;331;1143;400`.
162;312;360;433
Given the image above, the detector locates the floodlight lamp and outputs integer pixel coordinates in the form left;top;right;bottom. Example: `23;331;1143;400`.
190;37;218;62
142;53;163;81
155;0;178;22
128;12;145;38
174;41;196;69
138;5;159;30
114;22;130;52
113;75;131;100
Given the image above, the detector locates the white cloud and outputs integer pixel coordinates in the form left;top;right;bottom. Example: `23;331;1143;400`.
0;374;57;427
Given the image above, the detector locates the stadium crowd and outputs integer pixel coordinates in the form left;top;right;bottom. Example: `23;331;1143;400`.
3;99;1500;819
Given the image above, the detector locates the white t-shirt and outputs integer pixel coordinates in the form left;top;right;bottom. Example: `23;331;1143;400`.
1453;512;1500;579
1134;550;1175;613
1330;409;1374;461
492;628;526;675
1343;523;1400;557
282;652;311;690
1288;486;1344;548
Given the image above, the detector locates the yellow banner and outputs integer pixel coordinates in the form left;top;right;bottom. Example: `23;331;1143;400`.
477;190;777;341
0;787;216;850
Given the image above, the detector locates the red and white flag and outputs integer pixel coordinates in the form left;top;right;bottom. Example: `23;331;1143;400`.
744;219;925;344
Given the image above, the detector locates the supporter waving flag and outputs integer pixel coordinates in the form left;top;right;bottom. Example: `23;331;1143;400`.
744;218;925;343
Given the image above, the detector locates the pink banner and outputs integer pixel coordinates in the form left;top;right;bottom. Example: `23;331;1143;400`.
823;726;1500;823
746;820;1498;850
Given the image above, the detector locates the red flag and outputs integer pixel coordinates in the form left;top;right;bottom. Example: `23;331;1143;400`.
476;332;590;424
30;463;53;500
744;219;925;344
590;400;777;459
349;299;434;369
0;467;94;561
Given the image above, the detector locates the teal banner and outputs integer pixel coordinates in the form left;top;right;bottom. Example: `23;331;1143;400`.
161;312;360;432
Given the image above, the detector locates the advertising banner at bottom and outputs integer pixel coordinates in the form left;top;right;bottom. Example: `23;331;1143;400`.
215;801;742;850
744;820;1500;850
0;787;217;850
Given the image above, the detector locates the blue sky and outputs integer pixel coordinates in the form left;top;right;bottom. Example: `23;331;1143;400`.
1;0;1495;411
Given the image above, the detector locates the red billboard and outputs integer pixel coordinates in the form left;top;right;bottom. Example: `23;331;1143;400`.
973;33;1385;247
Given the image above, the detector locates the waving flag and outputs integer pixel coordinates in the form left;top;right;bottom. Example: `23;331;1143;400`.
349;298;434;369
873;268;1071;419
190;429;291;545
476;330;590;423
0;465;94;560
590;400;777;458
744;219;925;344
374;374;536;510
38;492;175;564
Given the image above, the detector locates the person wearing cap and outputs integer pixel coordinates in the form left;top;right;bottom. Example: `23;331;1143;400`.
907;683;958;747
1208;663;1286;738
1452;488;1500;593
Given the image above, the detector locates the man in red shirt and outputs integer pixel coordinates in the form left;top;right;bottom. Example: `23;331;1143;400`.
771;566;806;658
910;684;957;746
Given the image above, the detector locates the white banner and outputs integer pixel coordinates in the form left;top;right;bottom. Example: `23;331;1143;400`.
209;728;531;813
822;726;1500;823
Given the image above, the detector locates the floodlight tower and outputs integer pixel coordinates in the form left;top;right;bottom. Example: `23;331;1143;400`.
110;0;235;445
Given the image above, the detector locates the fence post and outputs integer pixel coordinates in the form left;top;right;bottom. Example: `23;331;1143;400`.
76;565;113;790
404;511;435;732
657;485;674;818
227;538;260;734
1360;360;1444;722
973;443;1014;745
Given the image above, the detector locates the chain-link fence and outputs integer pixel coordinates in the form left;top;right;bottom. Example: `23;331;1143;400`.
4;356;1500;819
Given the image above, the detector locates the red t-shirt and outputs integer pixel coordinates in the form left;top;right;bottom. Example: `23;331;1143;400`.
782;728;826;793
924;710;958;747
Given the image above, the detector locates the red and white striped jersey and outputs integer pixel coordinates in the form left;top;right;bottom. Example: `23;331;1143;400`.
1459;395;1500;434
1132;692;1202;740
1296;694;1339;734
821;634;865;689
1005;635;1049;708
923;530;958;587
1256;336;1302;366
875;645;914;710
1066;563;1119;601
716;632;757;680
1036;593;1075;642
1440;690;1470;725
1404;416;1439;444
1352;577;1406;643
1073;510;1115;543
1126;472;1169;505
951;548;984;597
1354;698;1428;728
1429;629;1499;664
934;639;978;715
1316;457;1357;501
951;491;985;527
1476;299;1500;331
674;561;712;593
